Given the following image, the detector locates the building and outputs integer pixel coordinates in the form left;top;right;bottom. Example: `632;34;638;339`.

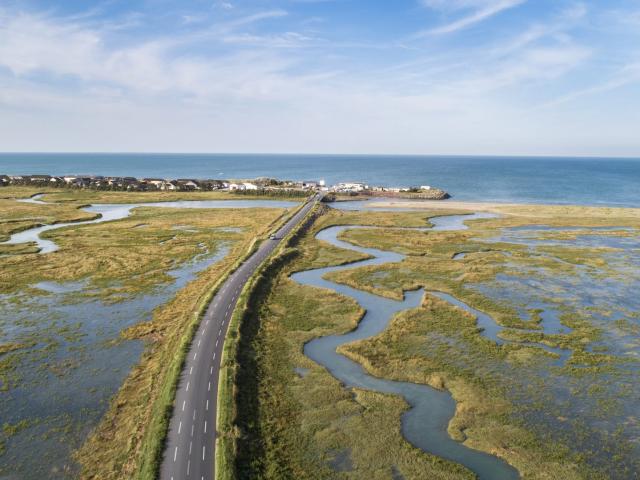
0;175;9;186
160;180;178;191
143;178;166;189
176;179;201;190
229;182;258;191
334;182;369;193
29;175;52;183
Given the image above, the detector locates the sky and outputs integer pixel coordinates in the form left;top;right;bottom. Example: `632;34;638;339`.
0;0;639;156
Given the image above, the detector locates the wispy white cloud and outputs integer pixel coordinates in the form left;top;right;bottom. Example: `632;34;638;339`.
539;62;640;108
418;0;526;36
0;8;297;101
489;4;587;57
0;2;639;155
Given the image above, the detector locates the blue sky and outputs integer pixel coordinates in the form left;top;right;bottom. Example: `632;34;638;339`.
0;0;639;155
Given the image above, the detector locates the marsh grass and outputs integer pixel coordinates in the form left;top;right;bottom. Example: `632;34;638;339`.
219;207;476;480
0;203;285;297
72;204;302;480
32;188;305;205
223;205;636;479
0;188;297;478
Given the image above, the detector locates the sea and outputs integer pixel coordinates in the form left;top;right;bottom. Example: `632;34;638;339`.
1;153;640;207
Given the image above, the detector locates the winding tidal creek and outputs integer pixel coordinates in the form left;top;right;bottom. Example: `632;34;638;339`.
3;195;298;254
292;213;520;480
1;196;298;478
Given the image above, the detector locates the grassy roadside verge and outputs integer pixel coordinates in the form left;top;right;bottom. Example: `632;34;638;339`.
73;201;307;479
215;204;321;480
133;200;309;479
215;206;482;480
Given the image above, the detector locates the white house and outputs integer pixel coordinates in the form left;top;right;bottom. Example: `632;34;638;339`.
335;182;368;192
242;182;258;190
160;181;178;191
144;178;166;189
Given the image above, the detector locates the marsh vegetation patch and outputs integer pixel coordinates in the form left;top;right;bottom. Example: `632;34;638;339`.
0;188;289;479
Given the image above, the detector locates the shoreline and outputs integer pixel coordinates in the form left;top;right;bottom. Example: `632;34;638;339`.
358;199;640;213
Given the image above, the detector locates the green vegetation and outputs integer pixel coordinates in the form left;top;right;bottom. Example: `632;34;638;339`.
217;206;475;480
73;205;298;480
0;195;97;245
0;187;296;478
0;185;304;205
221;204;637;479
0;192;287;297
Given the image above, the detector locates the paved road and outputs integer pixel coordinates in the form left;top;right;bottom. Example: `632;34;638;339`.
159;195;319;480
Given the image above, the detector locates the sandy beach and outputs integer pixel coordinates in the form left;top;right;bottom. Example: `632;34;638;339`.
363;200;521;212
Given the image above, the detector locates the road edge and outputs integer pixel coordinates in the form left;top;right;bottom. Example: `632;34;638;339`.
215;203;322;480
135;201;309;479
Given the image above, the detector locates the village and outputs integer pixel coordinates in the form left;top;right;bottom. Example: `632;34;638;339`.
0;174;449;198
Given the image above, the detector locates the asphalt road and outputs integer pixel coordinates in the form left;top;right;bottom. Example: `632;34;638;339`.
159;195;319;480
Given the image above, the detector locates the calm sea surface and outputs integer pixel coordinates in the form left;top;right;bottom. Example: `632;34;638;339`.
1;154;640;207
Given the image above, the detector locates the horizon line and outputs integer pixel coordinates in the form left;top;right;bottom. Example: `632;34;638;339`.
1;152;640;160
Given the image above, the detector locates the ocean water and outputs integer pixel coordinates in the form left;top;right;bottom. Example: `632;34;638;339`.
1;154;640;207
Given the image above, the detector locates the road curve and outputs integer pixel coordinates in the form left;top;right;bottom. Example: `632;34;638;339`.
159;195;318;480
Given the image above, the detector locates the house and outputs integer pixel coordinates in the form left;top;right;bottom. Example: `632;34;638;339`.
228;183;242;191
242;182;258;191
9;175;24;182
301;180;319;189
50;176;63;185
420;185;432;191
334;182;368;193
29;174;52;183
198;179;226;190
160;180;178;191
211;180;227;190
0;175;9;186
143;178;166;189
69;176;92;187
176;179;201;190
126;181;144;191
